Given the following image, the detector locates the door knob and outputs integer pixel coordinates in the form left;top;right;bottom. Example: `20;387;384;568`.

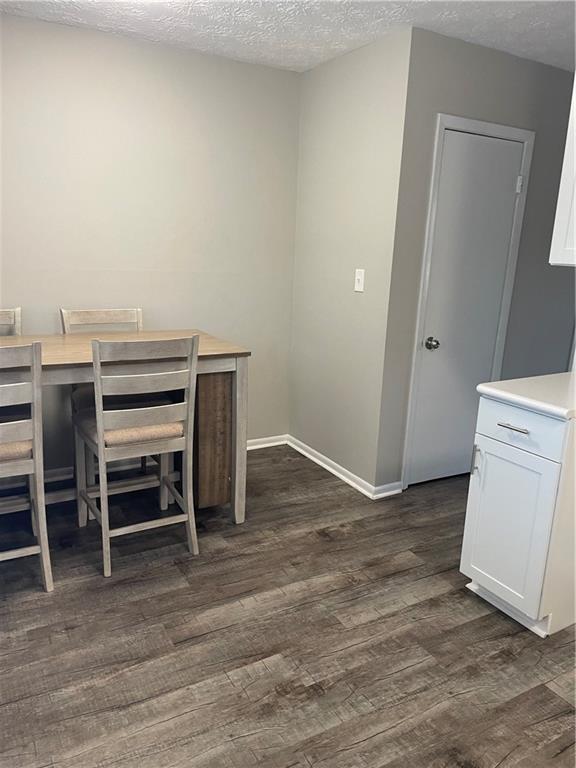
425;336;440;350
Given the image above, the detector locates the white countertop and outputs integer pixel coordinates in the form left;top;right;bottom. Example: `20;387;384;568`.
477;372;575;420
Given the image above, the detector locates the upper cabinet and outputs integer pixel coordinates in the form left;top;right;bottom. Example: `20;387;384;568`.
550;84;575;267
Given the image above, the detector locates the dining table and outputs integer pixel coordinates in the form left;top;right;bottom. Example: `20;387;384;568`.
0;329;250;524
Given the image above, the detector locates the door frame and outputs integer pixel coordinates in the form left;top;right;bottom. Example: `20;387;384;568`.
401;114;535;489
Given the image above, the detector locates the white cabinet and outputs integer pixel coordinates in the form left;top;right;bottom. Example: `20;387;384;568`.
461;434;560;618
460;375;575;636
549;85;575;266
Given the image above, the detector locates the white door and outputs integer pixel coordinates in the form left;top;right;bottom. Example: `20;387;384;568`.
460;434;560;619
407;125;529;485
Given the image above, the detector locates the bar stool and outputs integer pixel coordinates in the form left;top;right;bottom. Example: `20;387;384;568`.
60;307;144;412
0;307;22;336
73;336;199;577
0;342;53;591
60;308;159;507
0;305;27;428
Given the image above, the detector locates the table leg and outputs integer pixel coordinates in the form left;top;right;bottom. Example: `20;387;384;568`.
231;357;248;524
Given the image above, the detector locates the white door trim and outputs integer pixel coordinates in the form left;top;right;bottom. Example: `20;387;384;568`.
401;114;535;490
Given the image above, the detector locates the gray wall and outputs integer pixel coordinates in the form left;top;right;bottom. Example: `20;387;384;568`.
377;28;574;485
290;31;412;485
1;16;300;465
2;18;573;485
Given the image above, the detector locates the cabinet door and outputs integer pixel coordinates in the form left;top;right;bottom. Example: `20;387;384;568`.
460;434;560;618
550;85;575;266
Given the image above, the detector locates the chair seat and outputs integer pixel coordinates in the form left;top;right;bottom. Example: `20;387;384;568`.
75;413;184;447
0;408;33;461
0;440;32;462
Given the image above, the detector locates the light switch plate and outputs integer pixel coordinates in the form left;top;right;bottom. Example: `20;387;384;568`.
354;268;365;292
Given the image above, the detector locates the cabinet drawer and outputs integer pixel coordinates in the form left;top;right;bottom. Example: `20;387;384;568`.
476;397;566;462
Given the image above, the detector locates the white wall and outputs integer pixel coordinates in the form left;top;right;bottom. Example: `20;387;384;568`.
1;16;299;465
290;31;412;485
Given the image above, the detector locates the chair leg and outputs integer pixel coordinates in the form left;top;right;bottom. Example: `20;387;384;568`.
182;449;199;555
98;456;112;577
86;443;96;489
159;453;169;511
28;475;38;537
75;429;88;528
33;472;54;593
168;453;175;502
141;456;148;474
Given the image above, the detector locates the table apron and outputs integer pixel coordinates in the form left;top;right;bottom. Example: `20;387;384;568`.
2;355;239;385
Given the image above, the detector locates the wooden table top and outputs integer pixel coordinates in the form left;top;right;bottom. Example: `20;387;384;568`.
0;330;250;367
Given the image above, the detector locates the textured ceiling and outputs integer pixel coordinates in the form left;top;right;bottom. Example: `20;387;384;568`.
1;0;574;72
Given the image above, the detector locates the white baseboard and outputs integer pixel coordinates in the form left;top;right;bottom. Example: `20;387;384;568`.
247;434;402;502
247;435;291;451
369;481;404;501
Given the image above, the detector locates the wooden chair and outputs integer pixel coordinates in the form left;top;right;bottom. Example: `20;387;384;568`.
60;307;150;485
60;308;143;335
73;336;199;577
60;307;144;411
1;308;25;417
0;343;53;591
0;307;22;336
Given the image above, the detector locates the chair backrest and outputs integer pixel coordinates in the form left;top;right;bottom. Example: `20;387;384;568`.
91;336;199;456
0;342;43;476
60;308;143;334
0;308;22;336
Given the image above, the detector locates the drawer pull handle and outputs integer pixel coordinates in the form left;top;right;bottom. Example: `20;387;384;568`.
470;444;480;473
497;421;530;435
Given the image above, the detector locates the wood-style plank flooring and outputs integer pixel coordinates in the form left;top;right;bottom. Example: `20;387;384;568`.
0;446;574;767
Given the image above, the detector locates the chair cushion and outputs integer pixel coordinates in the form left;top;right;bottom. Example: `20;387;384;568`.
0;440;33;462
0;408;33;461
76;413;184;447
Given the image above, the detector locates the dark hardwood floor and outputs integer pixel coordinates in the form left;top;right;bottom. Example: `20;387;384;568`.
0;446;574;768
